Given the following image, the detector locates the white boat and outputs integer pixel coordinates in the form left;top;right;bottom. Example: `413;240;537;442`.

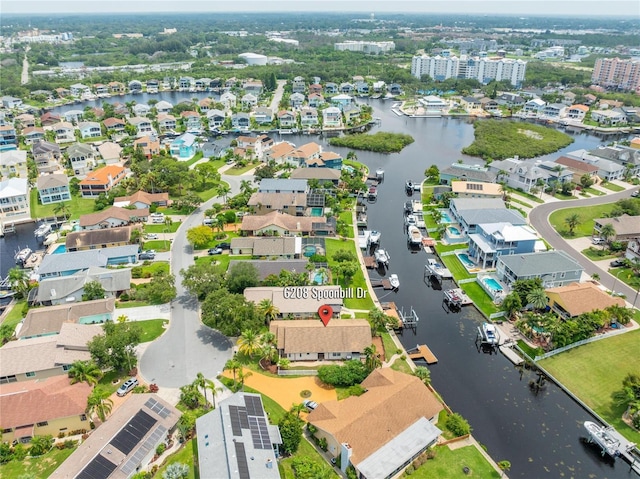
375;168;384;180
374;249;390;267
388;274;400;289
444;289;463;305
404;201;413;214
481;322;500;346
369;230;381;245
405;214;416;227
405;180;414;192
425;258;453;279
407;225;422;245
34;223;52;240
368;186;378;199
15;247;32;266
584;421;621;457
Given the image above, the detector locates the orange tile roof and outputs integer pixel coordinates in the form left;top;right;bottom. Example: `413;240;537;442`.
546;282;626;317
569;104;589;112
79;165;125;186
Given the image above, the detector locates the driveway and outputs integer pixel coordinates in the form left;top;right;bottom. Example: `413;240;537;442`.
139;173;250;388
529;185;640;307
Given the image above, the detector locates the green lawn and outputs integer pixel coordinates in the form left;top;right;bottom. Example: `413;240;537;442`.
97;370;127;395
0;446;77;478
408;445;500;478
583;187;605;196
154;438;198;479
581;247;617;261
601;182;625;192
538;329;640;444
116;300;152;309
434;243;468;254
440;254;474;281
137;319;169;343
508;197;532;208
505;187;545;204
1;299;26;331
390;357;413;375
380;331;398;361
30;190;96;220
145;222;181;233
225;162;260;176
549;203;616;238
325;239;375;310
194;254;252;272
460;282;499;316
133;262;170;277
339;210;354;238
143;240;172;252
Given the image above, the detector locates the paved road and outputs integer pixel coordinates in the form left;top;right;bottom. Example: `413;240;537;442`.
529;186;640;307
21;46;30;85
269;79;287;112
139;173;245;388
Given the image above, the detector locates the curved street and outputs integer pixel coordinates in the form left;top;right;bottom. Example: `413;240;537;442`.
139;172;247;388
529;187;640;308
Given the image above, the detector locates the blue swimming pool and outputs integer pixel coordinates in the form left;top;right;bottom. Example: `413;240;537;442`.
310;207;324;217
52;244;66;254
439;210;453;223
447;226;461;236
457;253;475;268
312;269;328;285
483;277;503;292
303;245;317;257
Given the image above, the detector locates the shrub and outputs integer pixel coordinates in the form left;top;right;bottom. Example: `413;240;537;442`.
149;383;159;393
156;443;166;456
404;465;415;475
446;412;472;437
318;360;368;387
318;437;328;451
0;443;13;464
13;443;27;460
64;439;77;449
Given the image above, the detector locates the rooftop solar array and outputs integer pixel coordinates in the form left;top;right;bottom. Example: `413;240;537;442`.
248;416;272;450
77;454;117;479
229;405;244;436
234;441;251;479
144;397;172;419
110;410;157;455
244;395;264;417
120;425;168;475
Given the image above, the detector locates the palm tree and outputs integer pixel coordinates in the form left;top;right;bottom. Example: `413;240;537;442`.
290;402;306;419
215;183;231;204
179;384;203;410
237;329;261;357
413;366;431;386
257;299;279;324
86;389;114;422
240;179;255;196
237;369;253;391
591;273;600;282
7;266;29;299
54;202;71;221
205;379;224;409
68;360;103;386
564;213;581;236
526;288;548;311
364;345;381;373
599;223;616;248
224;358;241;385
193;372;207;407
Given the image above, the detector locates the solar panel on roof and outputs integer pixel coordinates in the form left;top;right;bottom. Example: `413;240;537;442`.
77;454;118;479
234;441;251;479
144;398;157;410
110;410;157;455
229;405;243;436
244;395;265;417
238;406;249;429
248;416;272;449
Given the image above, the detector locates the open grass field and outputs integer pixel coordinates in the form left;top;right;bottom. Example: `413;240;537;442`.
325;238;375;310
408;445;500;478
137;319;168;343
549;203;616;238
30;190;96;220
538;329;640;444
0;446;77;478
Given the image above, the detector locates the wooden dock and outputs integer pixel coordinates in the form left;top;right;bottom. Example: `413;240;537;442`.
363;256;376;269
408;344;438;364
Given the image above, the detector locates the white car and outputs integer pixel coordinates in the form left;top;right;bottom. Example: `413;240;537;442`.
303;399;318;411
145;234;159;240
592;237;605;245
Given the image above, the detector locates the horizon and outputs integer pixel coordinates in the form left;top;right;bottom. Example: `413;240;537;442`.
1;1;636;17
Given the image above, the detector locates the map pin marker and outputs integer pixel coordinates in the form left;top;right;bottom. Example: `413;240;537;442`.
318;305;333;327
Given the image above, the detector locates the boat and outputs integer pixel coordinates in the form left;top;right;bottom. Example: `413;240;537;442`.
444;289;463;306
480;322;500;346
369;230;381;245
405;180;414;193
374;249;390;267
375;168;385;181
15;247;33;266
583;421;621;457
34;223;52;240
425;258;453;279
404;201;413;214
368;186;378;199
388;274;400;289
407;225;422;245
405;214;416;227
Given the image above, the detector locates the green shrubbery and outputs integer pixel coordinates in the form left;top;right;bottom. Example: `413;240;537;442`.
329;131;415;153
317;360;368;387
462;119;573;160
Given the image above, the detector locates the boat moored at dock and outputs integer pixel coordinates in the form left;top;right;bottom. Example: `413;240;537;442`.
388;274;400;289
583;421;622;457
34;223;53;241
407;225;422;244
425;258;452;279
479;322;500;346
374;248;390;268
14;247;32;266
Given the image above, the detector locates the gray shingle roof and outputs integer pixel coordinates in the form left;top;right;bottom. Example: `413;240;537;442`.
498;250;583;276
37;245;139;276
36;267;131;303
459;208;526;226
451;198;505;211
258;178;308;193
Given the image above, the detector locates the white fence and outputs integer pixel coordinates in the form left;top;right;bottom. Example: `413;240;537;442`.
534;326;632;361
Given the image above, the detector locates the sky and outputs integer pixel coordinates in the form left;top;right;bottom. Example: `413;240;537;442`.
2;0;637;16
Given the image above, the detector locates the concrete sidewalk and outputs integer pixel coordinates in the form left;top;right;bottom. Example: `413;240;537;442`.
118;304;172;321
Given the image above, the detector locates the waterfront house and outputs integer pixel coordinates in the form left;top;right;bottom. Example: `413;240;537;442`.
196;393;280;479
339;83;354;95
461;96;482;110
287;142;322;167
79;165;126;198
290;167;341;185
54;87;70;99
170;133;197;159
554;156;599;183
145;79;159;92
566;104;589;121
388;83;403;95
67;143;97;175
479;97;499;112
451;180;503;199
33;267;130;306
468;222;539;269
236;135;274;160
0;177;30;223
107;81;125;94
93;83;108;95
179;76;194;90
128;80;143;94
180;111;201;131
37;246;140;279
440;163;497;185
114;190;169;209
97;142;123;164
277;110;297;128
542;103;566;119
155;100;173;114
593;214;640;242
63;110;84;124
80;206;149;230
523;98;546;115
258;178;308;194
21;126;45;144
243;79;264;95
245;285;343;318
546;282;626;319
307;151;343;169
355;80;370;95
231;112;250;130
248;192;307;216
488;157;572;193
220;91;237;109
133;103;151;117
496;250;584;288
289;92;305;108
134;135;161;159
51;394;179;479
1;96;23;109
253;106;274;125
497;92;525;106
102;117;126;135
32;141;62;173
418;96;449;113
69;83;91;97
322;107;342;127
269;319;371;361
52;121;75;143
78;121;102;139
587;144;640;177
0;376;92;444
0;124;17;147
241;93;258;109
343;104;361;123
263;142;295;164
565;149;626;181
40;112;61;127
240;211;329;236
331;94;354;110
591;109;627;126
449;198;526;235
37;173;71;205
230;236;300;258
308;369;443;479
207;109;226;128
128;116;154;137
0;149;28;179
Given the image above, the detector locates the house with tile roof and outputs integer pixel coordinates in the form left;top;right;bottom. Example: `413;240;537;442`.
287;142;322;167
264;141;296;164
248;192;307;216
230;236;300;257
228;259;308;281
65;224;140;251
240;211;330;236
593;214;640;242
308;369;443;479
133;135;161;159
22;126;45;144
40;112;61;127
545;282;626;319
290;167;342;184
0;376;92;444
0;323;104;383
98;141;123;164
157;113;177;132
554;155;599;183
0;124;17;147
52;394;180;479
114;190;169;209
80;165;126;198
278;110;297;128
306;151;343;169
52;121;75;143
269;319;371;361
80;205;149;229
128;116;154;136
37;173;71;205
566;104;589;120
245;286;344;318
33;268;130;306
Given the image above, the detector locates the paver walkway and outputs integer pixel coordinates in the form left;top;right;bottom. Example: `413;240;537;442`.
222;368;337;411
